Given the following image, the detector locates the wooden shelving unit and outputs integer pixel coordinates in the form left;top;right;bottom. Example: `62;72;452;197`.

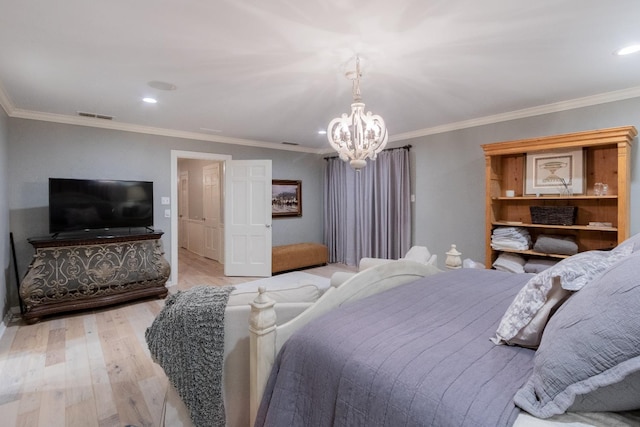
493;248;571;260
482;126;637;269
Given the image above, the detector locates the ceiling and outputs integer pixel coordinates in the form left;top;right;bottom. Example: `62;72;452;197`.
1;0;639;153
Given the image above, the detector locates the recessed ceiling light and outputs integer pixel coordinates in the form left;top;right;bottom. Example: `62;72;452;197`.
615;44;640;56
143;97;157;104
318;130;327;135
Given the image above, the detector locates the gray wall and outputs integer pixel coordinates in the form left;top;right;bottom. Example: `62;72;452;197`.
407;97;640;265
7;119;325;308
0;108;9;322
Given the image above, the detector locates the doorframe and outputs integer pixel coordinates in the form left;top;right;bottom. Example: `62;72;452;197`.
170;150;232;286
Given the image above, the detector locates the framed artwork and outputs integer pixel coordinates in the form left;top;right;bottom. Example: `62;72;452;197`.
272;180;302;217
525;149;585;195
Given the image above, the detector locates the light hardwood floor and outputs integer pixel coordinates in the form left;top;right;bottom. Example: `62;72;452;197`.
0;248;354;427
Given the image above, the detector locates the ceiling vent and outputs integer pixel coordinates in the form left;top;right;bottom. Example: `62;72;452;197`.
77;111;114;120
148;80;177;91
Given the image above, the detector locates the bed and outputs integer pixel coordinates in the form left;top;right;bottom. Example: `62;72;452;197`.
249;237;640;426
154;259;443;427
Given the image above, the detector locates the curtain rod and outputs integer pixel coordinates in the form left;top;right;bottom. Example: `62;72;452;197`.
323;145;412;161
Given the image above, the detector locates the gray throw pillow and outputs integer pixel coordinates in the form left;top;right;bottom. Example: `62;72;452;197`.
615;231;640;253
491;246;632;346
514;251;640;418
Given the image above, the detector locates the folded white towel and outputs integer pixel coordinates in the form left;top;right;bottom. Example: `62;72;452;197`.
493;253;526;273
492;226;530;237
491;226;532;250
491;241;530;250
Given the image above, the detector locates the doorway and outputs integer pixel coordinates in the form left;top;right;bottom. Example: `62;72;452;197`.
170;150;232;285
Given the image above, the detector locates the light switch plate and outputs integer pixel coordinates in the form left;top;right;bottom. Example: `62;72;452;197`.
164;209;171;218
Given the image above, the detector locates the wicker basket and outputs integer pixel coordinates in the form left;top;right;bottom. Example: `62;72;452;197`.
530;206;577;226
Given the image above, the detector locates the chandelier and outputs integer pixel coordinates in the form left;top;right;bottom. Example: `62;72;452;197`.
327;56;388;170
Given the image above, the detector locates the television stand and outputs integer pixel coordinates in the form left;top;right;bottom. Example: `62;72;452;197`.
20;230;170;323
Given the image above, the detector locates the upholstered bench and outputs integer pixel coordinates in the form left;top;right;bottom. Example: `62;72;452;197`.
272;243;328;274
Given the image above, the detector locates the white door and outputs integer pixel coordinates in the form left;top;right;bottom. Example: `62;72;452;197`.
178;171;189;249
224;160;272;277
203;163;220;260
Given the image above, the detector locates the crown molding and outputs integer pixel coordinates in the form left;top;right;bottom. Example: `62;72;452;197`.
9;108;322;154
0;81;15;116
391;86;640;142
3;75;640;152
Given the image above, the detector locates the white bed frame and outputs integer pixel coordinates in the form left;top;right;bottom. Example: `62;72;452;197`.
247;260;442;425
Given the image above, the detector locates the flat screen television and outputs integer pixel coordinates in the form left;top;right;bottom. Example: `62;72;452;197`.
49;178;154;234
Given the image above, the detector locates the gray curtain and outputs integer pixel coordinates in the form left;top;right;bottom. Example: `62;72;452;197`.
324;148;411;266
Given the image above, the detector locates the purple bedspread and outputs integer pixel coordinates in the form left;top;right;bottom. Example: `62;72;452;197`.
255;268;535;427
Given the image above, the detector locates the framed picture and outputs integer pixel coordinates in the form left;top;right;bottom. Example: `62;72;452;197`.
272;180;302;217
525;149;585;195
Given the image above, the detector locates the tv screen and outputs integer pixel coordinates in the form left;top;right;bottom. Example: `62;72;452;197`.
49;178;154;234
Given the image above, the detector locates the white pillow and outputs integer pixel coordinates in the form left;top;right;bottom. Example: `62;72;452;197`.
227;283;321;306
504;276;571;348
403;246;431;263
491;246;632;346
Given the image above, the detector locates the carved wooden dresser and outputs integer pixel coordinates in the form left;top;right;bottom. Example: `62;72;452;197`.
19;230;170;323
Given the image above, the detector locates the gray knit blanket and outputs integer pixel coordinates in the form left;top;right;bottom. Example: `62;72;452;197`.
145;285;235;427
